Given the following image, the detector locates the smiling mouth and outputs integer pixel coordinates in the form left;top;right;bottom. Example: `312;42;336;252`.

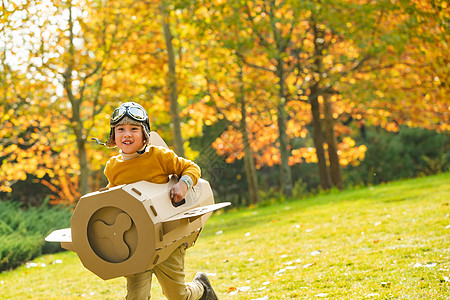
123;141;133;145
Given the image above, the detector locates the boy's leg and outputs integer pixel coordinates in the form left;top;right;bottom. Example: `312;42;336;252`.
125;269;153;300
153;244;204;300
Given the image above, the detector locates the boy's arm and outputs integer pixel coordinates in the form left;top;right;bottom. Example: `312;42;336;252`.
177;159;201;186
170;180;188;204
159;147;201;185
179;174;194;190
160;147;201;203
170;162;200;203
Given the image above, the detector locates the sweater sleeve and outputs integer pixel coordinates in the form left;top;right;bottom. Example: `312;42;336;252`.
157;147;201;186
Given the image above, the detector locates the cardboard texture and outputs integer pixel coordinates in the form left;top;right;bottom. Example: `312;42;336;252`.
45;132;230;280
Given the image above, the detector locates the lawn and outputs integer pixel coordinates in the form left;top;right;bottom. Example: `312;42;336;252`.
0;173;449;299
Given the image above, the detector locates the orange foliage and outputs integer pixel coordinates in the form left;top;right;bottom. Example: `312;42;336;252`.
1;0;448;202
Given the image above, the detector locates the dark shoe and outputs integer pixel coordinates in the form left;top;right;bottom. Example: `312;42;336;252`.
194;272;218;300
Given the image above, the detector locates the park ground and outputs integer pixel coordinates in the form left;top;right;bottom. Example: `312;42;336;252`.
0;173;449;299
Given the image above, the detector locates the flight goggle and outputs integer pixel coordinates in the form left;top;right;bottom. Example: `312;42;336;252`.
110;105;148;125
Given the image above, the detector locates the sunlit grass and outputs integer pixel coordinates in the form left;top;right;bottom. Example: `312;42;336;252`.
1;173;449;299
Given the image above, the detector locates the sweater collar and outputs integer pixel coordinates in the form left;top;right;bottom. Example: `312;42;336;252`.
120;144;147;161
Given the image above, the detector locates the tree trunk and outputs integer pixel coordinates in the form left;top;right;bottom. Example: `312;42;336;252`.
238;66;261;205
309;87;332;190
323;93;343;190
77;137;90;195
64;81;90;195
160;1;184;156
276;58;293;197
309;22;332;191
65;0;90;196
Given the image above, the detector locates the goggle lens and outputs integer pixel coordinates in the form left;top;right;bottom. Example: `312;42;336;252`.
128;107;147;121
111;107;127;122
111;105;147;124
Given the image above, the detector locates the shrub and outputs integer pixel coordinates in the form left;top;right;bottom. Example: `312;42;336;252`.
344;126;449;185
0;199;72;272
0;233;43;271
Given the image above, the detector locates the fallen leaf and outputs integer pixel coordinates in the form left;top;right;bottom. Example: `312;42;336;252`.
310;250;321;256
228;287;237;293
239;286;251;292
424;262;437;268
366;292;380;297
303;262;315;268
275;268;286;276
381;282;391;287
315;293;328;297
26;262;38;268
216;230;223;235
251;296;269;300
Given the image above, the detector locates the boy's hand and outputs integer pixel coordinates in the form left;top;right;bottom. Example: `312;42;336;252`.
170;181;188;204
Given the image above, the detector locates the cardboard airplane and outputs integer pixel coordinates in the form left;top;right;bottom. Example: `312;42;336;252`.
45;132;230;280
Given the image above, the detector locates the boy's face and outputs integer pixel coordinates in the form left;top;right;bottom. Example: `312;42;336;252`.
114;124;144;154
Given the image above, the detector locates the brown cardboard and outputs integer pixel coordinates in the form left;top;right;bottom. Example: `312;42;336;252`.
45;132;230;280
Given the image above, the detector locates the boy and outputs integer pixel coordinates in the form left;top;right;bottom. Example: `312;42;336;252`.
102;102;218;300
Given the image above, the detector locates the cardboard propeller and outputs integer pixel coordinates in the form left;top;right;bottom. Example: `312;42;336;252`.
45;132;230;280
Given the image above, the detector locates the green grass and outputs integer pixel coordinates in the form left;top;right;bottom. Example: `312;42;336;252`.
1;173;449;299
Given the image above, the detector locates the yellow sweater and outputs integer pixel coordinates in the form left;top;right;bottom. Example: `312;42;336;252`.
104;146;201;188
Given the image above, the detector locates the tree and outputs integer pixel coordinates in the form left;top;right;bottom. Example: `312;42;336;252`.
1;0;153;199
283;0;426;190
47;0;143;195
352;0;449;133
174;2;266;203
1;0;447;204
237;62;262;205
207;0;296;196
159;0;185;156
0;0;80;201
203;0;380;192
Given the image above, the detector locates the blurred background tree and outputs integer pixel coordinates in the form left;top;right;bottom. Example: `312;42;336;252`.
0;0;448;207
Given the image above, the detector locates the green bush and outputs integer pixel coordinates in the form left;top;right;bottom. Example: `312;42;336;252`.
0;233;42;271
345;126;449;185
0;199;72;272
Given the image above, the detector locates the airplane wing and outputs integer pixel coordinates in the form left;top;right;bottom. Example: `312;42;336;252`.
163;202;231;222
45;228;72;243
